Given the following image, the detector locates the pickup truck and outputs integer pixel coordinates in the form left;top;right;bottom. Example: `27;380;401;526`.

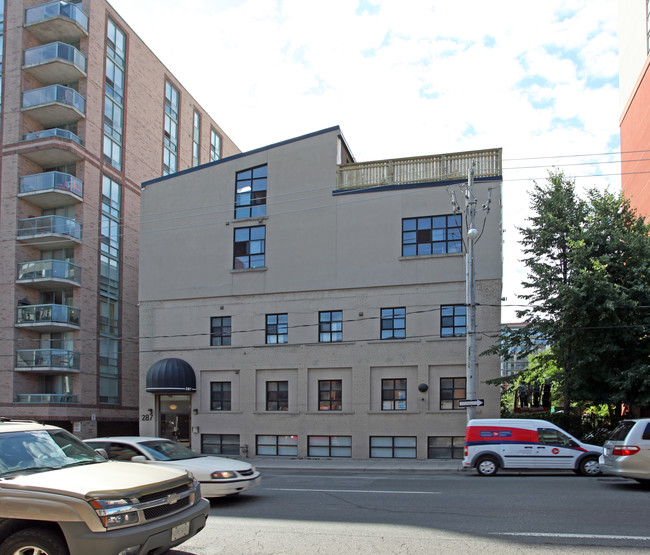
0;418;209;555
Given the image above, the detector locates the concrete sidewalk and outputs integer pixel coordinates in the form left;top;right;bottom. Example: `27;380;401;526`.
249;457;463;473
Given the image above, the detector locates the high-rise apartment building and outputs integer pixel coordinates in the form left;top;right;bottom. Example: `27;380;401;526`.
0;0;239;437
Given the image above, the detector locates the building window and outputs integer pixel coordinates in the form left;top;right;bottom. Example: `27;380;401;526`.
319;310;342;342
210;129;221;161
163;81;179;175
235;165;267;219
381;307;405;339
266;313;288;344
233;225;265;269
256;435;297;456
210;381;231;411
308;436;351;457
104;19;125;171
319;380;342;411
266;381;288;411
370;436;416;458
202;434;240;456
382;378;407;410
192;110;200;167
441;305;466;337
402;214;462;256
440;377;466;410
428;436;464;459
210;316;231;346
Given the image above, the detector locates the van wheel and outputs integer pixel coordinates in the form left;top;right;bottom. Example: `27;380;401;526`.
476;456;499;476
0;527;68;555
578;456;601;476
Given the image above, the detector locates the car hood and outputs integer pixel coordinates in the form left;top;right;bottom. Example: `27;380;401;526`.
1;460;189;498
146;456;254;477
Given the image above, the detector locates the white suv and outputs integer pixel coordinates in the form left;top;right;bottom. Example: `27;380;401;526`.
600;418;650;486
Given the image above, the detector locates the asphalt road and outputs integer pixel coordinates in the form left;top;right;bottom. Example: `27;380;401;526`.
171;469;650;554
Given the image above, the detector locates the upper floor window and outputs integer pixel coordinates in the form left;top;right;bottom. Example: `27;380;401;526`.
210;129;222;161
210;316;231;346
441;305;466;337
266;381;288;411
192;111;200;167
402;214;462;256
381;307;405;339
319;311;342;342
382;378;407;410
163;81;179;175
319;380;342;411
266;314;288;344
210;381;231;411
440;377;466;410
233;225;265;269
235;165;267;219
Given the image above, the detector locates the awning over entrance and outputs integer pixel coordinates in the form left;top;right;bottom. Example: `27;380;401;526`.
145;358;197;393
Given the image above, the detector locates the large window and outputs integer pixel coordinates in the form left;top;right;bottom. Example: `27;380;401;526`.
441;305;466;337
428;436;464;459
382;378;407;411
235;165;267;219
308;436;351;458
370;436;416;458
210;317;231;346
440;377;466;410
318;380;342;411
210;129;221;161
192;111;200;167
233;226;265;269
210;381;231;411
319;311;342;342
266;381;288;411
402;214;462;256
202;434;239;456
163;81;179;175
381;307;405;339
266;314;288;344
256;435;297;456
104;19;125;170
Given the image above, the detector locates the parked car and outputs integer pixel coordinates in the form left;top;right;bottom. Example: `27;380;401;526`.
0;419;208;555
86;436;261;498
599;418;650;485
463;418;603;476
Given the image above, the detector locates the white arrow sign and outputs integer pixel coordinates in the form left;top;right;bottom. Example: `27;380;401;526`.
458;399;485;407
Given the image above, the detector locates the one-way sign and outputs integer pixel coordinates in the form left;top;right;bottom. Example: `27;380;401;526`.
458;399;485;407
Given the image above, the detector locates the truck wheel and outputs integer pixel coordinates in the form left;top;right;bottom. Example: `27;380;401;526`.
0;528;68;555
476;456;499;476
578;456;601;476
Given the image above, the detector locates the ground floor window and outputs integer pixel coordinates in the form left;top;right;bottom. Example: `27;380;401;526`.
428;436;464;459
201;434;240;456
256;434;298;456
369;436;416;458
308;436;352;458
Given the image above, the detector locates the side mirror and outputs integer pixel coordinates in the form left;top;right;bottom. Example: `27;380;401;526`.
94;448;108;459
130;455;148;462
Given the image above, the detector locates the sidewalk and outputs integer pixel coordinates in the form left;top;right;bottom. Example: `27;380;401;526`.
249;457;463;473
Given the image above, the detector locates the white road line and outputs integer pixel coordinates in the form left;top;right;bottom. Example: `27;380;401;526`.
494;532;650;541
265;488;441;494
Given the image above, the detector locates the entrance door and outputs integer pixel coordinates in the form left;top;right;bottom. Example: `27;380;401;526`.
158;395;191;445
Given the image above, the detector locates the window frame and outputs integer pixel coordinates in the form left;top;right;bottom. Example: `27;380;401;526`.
381;378;407;411
369;436;417;459
380;307;406;339
319;310;343;343
233;225;266;269
201;434;240;456
266;380;288;411
256;434;297;456
265;313;288;344
210;316;231;346
318;379;342;411
427;436;464;459
308;435;352;458
210;381;231;411
210;128;222;161
402;214;463;257
440;304;467;337
235;165;267;219
440;377;466;410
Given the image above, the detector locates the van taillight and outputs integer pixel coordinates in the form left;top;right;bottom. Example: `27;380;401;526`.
613;445;640;456
464;446;468;457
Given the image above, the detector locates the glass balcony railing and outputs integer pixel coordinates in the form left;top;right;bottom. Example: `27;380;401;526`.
17;259;81;284
15;348;80;371
24;41;86;72
17;215;81;241
15;393;79;404
17;304;80;327
22;128;82;146
23;84;85;114
20;171;83;197
25;1;89;32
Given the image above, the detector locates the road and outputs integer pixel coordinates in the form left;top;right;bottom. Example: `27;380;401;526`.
171;469;650;554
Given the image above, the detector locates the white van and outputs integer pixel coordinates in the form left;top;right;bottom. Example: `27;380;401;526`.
463;418;602;476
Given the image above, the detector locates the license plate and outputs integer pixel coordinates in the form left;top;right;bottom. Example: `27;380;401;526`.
171;521;190;542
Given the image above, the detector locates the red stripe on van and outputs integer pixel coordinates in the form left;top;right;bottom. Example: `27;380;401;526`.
466;426;538;443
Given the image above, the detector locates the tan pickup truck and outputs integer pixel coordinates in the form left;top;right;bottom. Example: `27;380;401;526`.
0;418;209;555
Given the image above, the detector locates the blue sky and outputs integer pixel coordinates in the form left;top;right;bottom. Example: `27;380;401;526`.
108;0;621;321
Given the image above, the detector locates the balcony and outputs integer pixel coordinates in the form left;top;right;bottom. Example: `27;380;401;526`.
336;148;503;190
24;42;86;85
16;304;80;332
19;171;83;207
22;85;85;127
24;1;89;43
15;348;80;373
15;393;79;404
17;215;81;249
17;259;81;290
21;128;83;166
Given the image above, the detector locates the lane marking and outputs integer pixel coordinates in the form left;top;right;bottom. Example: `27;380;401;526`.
266;488;441;494
494;532;650;541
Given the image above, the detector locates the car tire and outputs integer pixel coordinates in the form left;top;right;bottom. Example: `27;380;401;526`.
476;456;499;476
577;456;601;476
0;527;68;555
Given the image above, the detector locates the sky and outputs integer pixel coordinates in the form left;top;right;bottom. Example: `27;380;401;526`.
107;0;621;322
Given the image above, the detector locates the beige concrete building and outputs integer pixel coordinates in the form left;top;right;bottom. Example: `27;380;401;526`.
139;126;502;460
0;0;238;436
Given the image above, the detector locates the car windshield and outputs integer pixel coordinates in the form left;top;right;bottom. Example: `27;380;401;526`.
138;440;203;461
0;429;106;478
607;421;637;442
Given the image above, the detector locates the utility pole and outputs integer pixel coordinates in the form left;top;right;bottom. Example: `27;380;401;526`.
465;163;478;422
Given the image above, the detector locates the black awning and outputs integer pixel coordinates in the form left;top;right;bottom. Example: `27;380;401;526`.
145;358;197;393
